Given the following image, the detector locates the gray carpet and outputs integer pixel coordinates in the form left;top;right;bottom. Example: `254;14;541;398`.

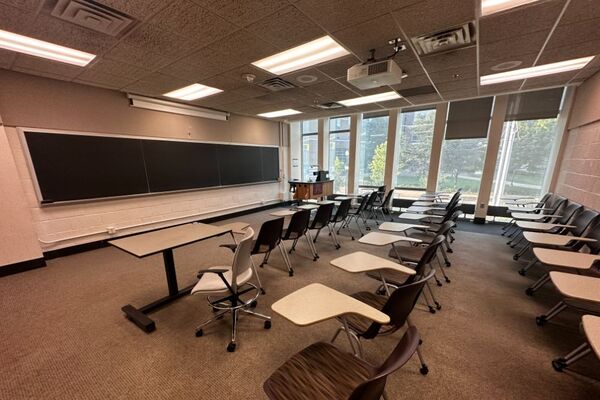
1;208;599;399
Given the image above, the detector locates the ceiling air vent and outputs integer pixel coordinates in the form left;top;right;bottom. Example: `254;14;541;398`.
258;77;296;92
411;23;475;56
51;0;135;37
312;102;344;110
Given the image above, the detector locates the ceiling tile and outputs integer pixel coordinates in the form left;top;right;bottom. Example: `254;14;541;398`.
545;18;600;50
246;5;324;50
315;55;361;79
191;0;288;27
331;13;408;62
0;3;36;34
429;64;477;84
192;85;271;106
479;0;564;44
479;56;537;76
352;104;385;112
560;0;600;25
379;98;411;108
199;74;247;91
149;0;237;47
12;54;83;79
0;49;16;69
0;0;40;11
86;59;149;81
220;64;275;84
74;70;134;89
122;24;197;58
123;72;192;96
479;81;524;95
392;0;475;38
391;74;433;91
479;31;547;63
522;70;577;89
104;42;172;70
421;47;476;73
538;40;600;64
94;0;168;21
205;29;279;70
404;92;442;105
435;77;477;93
282;68;330;87
303;78;355;98
441;87;478;100
159;59;221;82
294;0;402;32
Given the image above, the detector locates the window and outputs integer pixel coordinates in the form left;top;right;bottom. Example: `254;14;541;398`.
394;108;435;199
301;120;318;180
437;138;489;203
490;118;559;205
328;116;351;193
358;114;389;188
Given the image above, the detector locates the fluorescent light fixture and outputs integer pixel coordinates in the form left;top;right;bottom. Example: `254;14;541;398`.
481;0;540;16
257;109;302;118
163;83;223;101
127;94;229;121
0;29;96;66
252;36;350;75
338;91;401;107
480;56;594;85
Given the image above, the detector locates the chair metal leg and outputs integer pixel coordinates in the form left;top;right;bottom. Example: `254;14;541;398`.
436;253;450;283
330;326;344;344
440;245;451;267
552;343;592;372
420;288;436;314
525;273;550;296
425;281;441;310
518;259;538;276
536;301;567;326
278;242;294;276
195;310;228;333
228;309;239;352
328;224;341;249
305;231;319;260
241;308;271;321
250;257;265;294
407;317;428;375
513;243;531;261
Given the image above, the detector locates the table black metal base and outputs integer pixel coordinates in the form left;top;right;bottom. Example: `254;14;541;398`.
122;249;192;333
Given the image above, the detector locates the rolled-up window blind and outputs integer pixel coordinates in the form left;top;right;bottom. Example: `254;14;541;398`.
445;97;493;140
505;87;564;121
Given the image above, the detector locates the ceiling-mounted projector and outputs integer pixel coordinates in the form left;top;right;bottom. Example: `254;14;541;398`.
347;59;403;90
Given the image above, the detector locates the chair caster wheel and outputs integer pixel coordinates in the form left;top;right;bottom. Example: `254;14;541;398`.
506;241;512;245
435;281;442;287
435;303;442;310
313;257;318;261
264;320;272;329
195;329;203;337
513;255;520;261
518;269;526;276
288;270;294;277
428;307;436;314
447;249;453;253
420;364;429;375
227;342;236;352
259;263;265;268
336;245;341;250
552;359;566;372
445;278;451;283
536;316;547;326
260;288;266;295
445;262;451;267
525;288;534;296
250;300;258;308
351;237;355;241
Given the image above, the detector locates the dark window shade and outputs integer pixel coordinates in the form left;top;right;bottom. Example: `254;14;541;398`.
445;97;493;140
505;87;564;121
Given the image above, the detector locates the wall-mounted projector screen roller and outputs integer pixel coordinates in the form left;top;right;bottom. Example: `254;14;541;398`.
22;130;280;204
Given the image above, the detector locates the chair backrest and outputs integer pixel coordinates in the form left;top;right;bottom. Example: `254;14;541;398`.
408;235;446;281
364;191;379;210
362;270;435;339
584;220;600;254
282;210;310;240
353;194;370;215
436;220;455;237
253;218;284;254
547;195;566;215
558;201;583;225
309;202;335;230
348;327;420;400
536;192;552;208
380;189;395;211
569;208;599;238
231;228;255;292
331;199;352;223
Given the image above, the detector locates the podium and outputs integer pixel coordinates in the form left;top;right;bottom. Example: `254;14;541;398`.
289;180;334;201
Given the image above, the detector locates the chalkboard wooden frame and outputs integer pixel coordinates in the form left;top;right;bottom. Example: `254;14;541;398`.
18;128;280;205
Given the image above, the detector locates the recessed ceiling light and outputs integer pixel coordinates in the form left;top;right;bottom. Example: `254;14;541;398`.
252;36;350;75
480;56;594;85
490;60;523;71
0;29;95;66
163;83;223;101
257;109;302;118
338;91;401;107
481;0;540;16
296;74;318;84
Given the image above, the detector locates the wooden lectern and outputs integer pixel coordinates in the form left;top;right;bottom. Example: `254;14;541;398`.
289;180;334;201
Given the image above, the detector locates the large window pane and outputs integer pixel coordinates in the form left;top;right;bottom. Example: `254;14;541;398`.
438;138;488;203
394;109;435;198
329;117;350;193
358;115;389;187
490;118;558;205
301;119;318;180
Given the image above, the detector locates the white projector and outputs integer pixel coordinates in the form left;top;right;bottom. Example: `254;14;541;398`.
347;59;403;90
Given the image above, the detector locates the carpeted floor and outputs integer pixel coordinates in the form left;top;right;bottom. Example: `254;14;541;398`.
1;208;599;399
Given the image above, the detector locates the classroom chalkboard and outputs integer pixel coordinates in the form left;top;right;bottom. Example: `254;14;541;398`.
23;131;280;203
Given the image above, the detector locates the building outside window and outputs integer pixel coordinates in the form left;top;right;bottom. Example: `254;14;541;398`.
394;108;436;199
301;119;318;180
358;113;389;189
328;116;351;193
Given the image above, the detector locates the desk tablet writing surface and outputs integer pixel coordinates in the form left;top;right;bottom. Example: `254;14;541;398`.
24;132;148;202
143;140;220;192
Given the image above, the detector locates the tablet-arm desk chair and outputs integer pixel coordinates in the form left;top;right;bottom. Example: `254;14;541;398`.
263;326;420;400
192;228;271;352
332;271;436;375
308;202;336;252
281;209;318;262
339;194;370;240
